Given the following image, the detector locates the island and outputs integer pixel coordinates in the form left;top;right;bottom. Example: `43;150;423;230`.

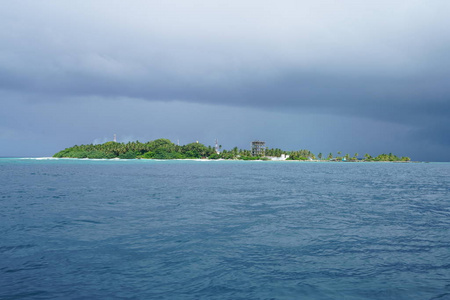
53;138;411;162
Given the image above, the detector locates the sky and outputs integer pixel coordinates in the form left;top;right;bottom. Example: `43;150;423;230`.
1;0;449;161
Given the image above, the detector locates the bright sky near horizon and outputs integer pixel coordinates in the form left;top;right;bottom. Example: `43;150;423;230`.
1;1;449;161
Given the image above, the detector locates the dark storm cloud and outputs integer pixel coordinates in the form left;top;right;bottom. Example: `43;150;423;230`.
1;0;450;159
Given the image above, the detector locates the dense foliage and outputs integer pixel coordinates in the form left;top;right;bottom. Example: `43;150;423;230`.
53;139;215;159
53;139;411;161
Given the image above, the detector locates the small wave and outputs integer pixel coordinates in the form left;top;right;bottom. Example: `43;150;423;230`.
74;219;103;224
0;244;35;253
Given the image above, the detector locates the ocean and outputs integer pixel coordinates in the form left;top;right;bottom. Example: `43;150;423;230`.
1;158;449;299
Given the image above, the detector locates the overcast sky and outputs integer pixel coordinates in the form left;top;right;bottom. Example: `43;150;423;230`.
1;0;449;161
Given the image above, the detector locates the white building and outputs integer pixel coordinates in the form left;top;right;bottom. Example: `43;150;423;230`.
269;154;290;161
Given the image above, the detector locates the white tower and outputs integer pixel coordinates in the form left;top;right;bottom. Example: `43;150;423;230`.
113;134;117;142
215;139;220;154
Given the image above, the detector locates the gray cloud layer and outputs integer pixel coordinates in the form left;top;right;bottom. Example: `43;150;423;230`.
1;1;449;160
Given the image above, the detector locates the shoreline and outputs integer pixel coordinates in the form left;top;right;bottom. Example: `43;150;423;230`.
8;157;426;163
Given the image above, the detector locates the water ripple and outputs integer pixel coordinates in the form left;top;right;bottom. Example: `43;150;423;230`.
1;160;449;299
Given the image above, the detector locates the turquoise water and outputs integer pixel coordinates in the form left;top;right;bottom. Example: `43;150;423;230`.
1;158;449;299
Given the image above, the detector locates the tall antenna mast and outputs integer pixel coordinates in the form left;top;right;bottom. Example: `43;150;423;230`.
215;138;220;154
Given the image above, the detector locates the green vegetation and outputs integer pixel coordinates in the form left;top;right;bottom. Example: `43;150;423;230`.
53;139;411;162
287;149;315;160
53;139;214;160
327;152;410;162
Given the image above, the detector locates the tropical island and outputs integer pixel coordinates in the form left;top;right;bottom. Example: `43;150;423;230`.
53;138;411;162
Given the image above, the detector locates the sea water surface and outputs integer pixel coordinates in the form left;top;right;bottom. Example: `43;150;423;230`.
1;158;449;299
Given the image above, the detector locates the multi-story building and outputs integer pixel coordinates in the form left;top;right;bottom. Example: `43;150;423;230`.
251;141;266;156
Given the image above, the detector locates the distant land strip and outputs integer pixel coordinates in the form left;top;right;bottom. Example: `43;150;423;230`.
53;139;411;162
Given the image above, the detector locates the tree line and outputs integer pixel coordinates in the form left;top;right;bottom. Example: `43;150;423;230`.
53;139;411;161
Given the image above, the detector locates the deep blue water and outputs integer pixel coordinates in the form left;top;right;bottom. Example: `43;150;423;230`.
1;158;449;299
